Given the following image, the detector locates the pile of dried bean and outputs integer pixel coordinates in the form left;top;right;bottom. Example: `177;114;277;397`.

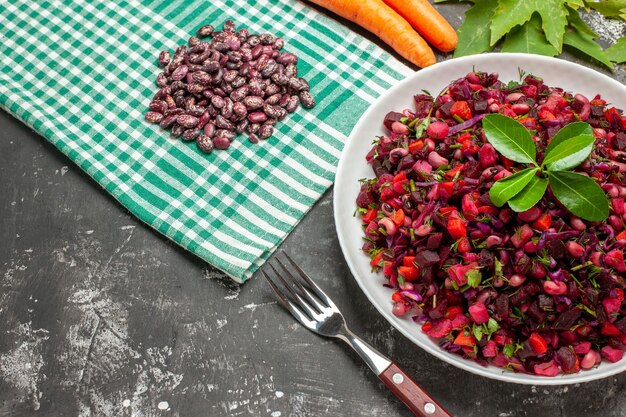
145;20;316;153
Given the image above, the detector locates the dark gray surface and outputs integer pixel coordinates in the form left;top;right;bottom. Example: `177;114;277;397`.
2;3;626;417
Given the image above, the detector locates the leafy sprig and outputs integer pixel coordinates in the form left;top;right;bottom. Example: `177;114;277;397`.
435;0;626;68
483;114;609;221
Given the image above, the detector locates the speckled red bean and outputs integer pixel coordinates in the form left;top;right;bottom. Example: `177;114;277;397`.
256;55;270;71
213;136;231;149
177;114;199;128
165;108;184;117
248;133;260;144
273;38;285;50
263;104;281;119
196;134;214;153
299;91;315;109
277;52;297;65
230;85;249;102
222;98;234;118
145;111;164;124
149;100;168;114
158;51;171;67
188;106;206;117
265;83;281;96
215;114;235;130
187;83;204;94
265;93;281;105
247;123;260;133
189;42;207;54
171;65;189;81
192;71;211;84
261;60;278;78
211;95;225;109
258;124;274;139
284;63;297;78
171;123;184;137
204;122;216;137
229;37;241;51
196;24;214;38
233;101;247;117
251;45;263;60
188;36;200;47
159;114;178;129
285;95;299;113
236;120;249;133
248;111;268;123
164;95;176;109
182;128;201;141
243;96;264;110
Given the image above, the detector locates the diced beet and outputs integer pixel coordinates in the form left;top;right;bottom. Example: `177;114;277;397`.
438;101;454;117
469;302;490;324
414;94;434;117
551;307;582;330
601;346;625;363
574;341;591;355
614;132;626;150
483;340;498;357
473;99;489;114
534;360;560;376
426;233;443;249
414;250;440;268
383;111;403;131
495;295;510;319
462;160;481;178
556;347;580;373
451;314;470;329
426;318;452;338
356;189;375;208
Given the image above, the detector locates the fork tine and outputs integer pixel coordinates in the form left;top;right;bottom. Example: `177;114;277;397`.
261;270;289;308
268;263;321;320
274;256;328;314
281;251;338;310
262;270;316;329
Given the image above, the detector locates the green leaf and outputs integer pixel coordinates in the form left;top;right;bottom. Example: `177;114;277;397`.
467;269;482;288
545;122;594;155
542;135;595;171
501;14;559;56
566;0;586;8
585;0;626;17
490;0;568;51
606;37;626;63
549;171;609;221
482;114;537;164
563;26;614;69
473;324;484;341
507;176;549;212
503;344;516;357
489;168;539;207
487;318;499;335
566;6;598;37
494;258;503;277
453;0;495;57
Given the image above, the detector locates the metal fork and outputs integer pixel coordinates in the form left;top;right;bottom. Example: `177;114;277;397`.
262;252;452;417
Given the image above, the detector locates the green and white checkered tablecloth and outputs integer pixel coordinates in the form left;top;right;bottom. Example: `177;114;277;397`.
0;0;412;282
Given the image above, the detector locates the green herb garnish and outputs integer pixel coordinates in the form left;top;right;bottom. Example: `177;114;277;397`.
482;114;609;221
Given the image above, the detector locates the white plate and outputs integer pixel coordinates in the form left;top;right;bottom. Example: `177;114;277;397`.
334;53;626;385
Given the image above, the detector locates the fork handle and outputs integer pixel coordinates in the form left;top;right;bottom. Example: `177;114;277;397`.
379;363;452;417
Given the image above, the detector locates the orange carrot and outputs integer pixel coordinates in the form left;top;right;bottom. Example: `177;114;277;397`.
307;0;436;68
383;0;458;52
